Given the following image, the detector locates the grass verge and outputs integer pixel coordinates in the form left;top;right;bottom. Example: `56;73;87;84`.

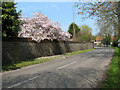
102;47;120;88
65;48;95;56
2;48;95;72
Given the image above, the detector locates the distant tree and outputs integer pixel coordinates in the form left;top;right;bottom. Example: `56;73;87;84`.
91;35;97;41
75;1;120;46
76;24;93;42
96;17;118;46
97;19;116;36
101;34;111;46
68;22;80;38
1;2;22;38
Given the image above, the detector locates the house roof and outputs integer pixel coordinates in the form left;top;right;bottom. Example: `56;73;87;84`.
96;36;114;42
96;37;103;41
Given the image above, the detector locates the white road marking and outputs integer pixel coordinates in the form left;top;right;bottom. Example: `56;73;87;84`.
5;48;114;88
57;61;77;70
7;61;77;88
7;75;40;88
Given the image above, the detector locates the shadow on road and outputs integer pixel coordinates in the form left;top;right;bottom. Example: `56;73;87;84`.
3;67;105;88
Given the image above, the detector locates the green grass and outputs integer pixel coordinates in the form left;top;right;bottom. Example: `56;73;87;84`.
2;48;95;72
65;48;95;56
2;56;61;72
102;47;120;88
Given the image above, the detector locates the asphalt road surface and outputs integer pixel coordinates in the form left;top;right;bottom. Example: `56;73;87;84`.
2;47;114;88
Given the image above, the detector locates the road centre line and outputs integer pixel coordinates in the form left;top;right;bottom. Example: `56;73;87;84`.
7;61;77;88
57;61;77;70
6;52;95;88
57;54;92;70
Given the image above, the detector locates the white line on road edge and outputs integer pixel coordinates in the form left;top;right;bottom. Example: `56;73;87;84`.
7;75;40;88
57;61;77;70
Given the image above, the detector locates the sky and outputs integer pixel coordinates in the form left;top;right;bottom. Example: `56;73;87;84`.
15;2;99;35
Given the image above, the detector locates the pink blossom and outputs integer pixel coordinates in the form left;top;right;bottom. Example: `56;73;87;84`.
18;12;71;42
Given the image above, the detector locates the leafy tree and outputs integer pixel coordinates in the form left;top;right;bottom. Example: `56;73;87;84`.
75;1;120;46
76;24;93;42
101;34;111;46
19;12;71;42
75;2;118;20
1;2;22;38
96;17;118;46
68;22;80;37
91;35;97;41
97;19;116;35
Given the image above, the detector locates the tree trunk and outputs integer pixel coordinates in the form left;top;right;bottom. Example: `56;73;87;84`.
118;2;120;40
118;1;120;87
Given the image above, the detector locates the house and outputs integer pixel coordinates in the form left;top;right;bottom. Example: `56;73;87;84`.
94;36;114;46
94;37;103;46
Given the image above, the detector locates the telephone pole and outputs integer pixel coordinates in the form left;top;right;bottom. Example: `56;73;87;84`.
73;3;76;41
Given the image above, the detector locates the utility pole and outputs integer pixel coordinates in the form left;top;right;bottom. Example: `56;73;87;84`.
73;3;76;41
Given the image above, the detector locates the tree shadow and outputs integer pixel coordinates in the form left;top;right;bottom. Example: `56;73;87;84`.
63;41;71;53
2;67;105;88
51;40;63;55
2;63;21;71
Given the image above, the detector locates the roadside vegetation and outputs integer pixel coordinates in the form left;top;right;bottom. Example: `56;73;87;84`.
65;48;95;56
68;23;96;42
2;48;95;72
102;47;120;88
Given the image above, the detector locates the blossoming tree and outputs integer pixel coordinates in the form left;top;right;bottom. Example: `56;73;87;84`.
18;12;71;42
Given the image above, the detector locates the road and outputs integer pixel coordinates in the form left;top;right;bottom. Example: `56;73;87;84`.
2;47;114;88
